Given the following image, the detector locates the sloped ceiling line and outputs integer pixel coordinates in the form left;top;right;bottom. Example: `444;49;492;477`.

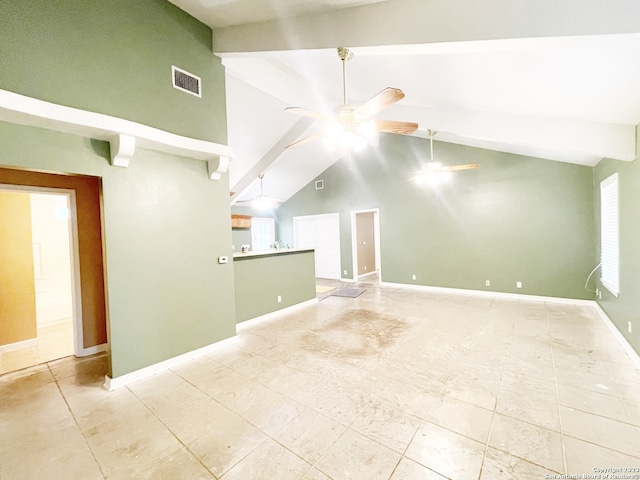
230;116;314;203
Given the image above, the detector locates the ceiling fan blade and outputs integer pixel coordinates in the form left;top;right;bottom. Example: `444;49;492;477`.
285;132;325;149
355;87;405;119
285;107;330;121
236;197;283;206
441;164;480;171
374;119;418;135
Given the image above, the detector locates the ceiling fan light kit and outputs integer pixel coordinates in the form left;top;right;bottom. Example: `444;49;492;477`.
322;114;378;152
414;130;480;187
237;174;283;210
285;47;418;152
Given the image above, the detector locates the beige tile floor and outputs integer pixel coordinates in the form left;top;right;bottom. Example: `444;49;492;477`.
0;318;74;374
2;282;640;479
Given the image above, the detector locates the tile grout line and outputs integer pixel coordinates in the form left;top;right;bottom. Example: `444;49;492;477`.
476;298;514;480
546;302;569;476
49;361;108;480
392;331;471;479
125;382;220;479
197;346;351;479
168;356;338;478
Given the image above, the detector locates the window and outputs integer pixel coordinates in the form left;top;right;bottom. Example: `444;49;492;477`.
251;217;275;252
600;173;619;296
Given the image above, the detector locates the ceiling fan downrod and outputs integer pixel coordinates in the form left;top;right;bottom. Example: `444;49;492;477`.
428;129;438;163
337;47;353;105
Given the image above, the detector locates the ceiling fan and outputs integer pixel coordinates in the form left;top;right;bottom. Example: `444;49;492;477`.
285;47;418;151
236;174;283;209
414;130;480;185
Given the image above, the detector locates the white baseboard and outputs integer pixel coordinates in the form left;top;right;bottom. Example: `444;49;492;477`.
381;281;640;366
380;281;595;306
78;343;108;357
101;287;639;393
237;298;318;330
0;338;38;353
103;335;237;391
103;299;319;391
593;304;640;370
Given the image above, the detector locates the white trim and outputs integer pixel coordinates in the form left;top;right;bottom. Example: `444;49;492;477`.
104;335;238;391
601;279;620;298
380;281;596;305
78;343;109;357
358;271;378;279
104;298;319;391
593;304;640;370
237;298;318;330
380;281;640;363
110;133;135;168
0;88;232;180
0;338;38;353
66;190;85;357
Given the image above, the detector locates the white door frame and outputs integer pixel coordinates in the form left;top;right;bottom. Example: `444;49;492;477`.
351;208;381;282
0;184;86;357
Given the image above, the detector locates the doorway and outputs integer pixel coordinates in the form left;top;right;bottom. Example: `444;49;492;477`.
251;217;275;252
0;187;80;374
351;209;381;282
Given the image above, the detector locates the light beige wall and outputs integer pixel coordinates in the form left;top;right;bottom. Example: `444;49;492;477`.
30;193;73;325
0;192;37;345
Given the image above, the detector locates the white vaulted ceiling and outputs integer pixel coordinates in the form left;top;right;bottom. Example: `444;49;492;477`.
169;0;640;204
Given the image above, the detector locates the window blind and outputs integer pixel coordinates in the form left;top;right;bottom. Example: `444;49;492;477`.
600;173;619;296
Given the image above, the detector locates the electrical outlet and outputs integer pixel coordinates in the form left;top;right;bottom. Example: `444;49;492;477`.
485;280;490;287
277;295;282;303
598;290;602;300
344;269;347;276
412;274;416;280
595;288;599;297
516;281;522;289
628;321;633;333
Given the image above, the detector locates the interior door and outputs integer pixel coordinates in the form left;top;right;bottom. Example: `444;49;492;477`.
294;213;341;279
356;212;376;276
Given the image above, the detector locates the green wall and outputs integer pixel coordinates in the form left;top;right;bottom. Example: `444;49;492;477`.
594;127;640;356
277;134;596;300
0;0;226;143
0;123;236;378
0;0;235;377
234;251;316;323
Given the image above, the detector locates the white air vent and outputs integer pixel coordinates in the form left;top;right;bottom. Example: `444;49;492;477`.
315;180;324;190
172;66;201;97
